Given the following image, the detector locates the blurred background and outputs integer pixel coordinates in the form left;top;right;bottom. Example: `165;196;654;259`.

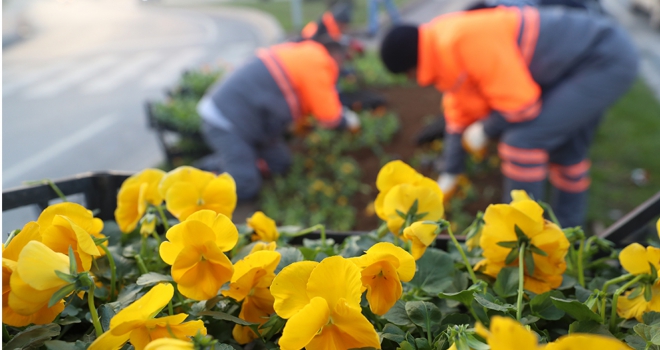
2;0;660;236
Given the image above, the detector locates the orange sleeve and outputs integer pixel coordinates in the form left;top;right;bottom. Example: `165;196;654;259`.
302;60;343;128
442;79;492;133
301;22;317;39
457;30;542;123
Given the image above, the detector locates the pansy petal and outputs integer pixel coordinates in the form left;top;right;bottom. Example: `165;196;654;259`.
376;160;422;192
364;242;416;282
3;222;42;261
158;166;214;198
307;256;363;309
546;334;632;350
165;183;199;221
619;243;651;275
271;261;318;319
318;302;381;350
88;329;131;350
210;214;239;252
487;316;538;350
201;173;237;219
144;338;194;350
278;297;330;350
110;283;174;329
16;241;70;290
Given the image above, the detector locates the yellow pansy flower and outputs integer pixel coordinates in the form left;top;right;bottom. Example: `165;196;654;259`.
350;242;415;315
403;222;439;260
222;250;281;344
37;202;105;272
476;191;570;294
475;316;540;350
617;281;660;321
89;283;206;350
545;334;632;350
2;223;65;327
159;210;237;300
374;160;424;219
381;179;445;236
158;166;237;221
270;256;381;350
115;168;166;233
247;211;279;242
613;243;660;321
249;241;277;255
8;240;71;318
144;338;194;350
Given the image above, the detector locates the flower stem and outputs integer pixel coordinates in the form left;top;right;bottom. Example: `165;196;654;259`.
151;230;162;246
135;255;149;275
517;242;526;322
539;202;560;226
610;274;644;332
88;284;103;337
45;179;67;202
600;273;634;321
97;245;116;301
168;299;174;316
156;205;170;232
577;239;586;288
293;224;327;248
446;226;478;286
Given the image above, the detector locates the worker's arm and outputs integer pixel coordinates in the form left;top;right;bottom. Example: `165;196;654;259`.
457;30;542;123
303;61;348;129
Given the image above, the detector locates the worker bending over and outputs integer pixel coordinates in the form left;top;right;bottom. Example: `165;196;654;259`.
302;1;352;42
380;6;638;227
198;40;360;200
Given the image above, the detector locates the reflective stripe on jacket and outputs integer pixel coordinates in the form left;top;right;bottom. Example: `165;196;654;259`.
417;7;542;132
301;12;343;41
257;40;343;128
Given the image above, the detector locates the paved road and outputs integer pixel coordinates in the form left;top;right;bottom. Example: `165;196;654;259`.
2;0;281;234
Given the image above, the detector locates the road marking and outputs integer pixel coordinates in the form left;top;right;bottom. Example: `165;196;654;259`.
81;52;163;94
3;114;118;183
140;48;205;89
24;56;119;99
3;61;75;97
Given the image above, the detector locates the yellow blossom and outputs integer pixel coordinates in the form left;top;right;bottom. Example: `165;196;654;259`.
222;251;281;344
617;280;660;321
247;211;279;242
270;256;380;350
475;316;541;350
159;210;237;300
475;191;569;294
403;222;439;260
158;166;237;221
466;226;483;252
249;241;277;255
375;161;444;235
140;215;157;237
115;168;165;233
350;242;415;315
89;283;206;350
2;223;65;327
144;338;194;350
38;202;106;272
545;334;632;350
8;240;71;319
340;162;355;174
613;242;660;321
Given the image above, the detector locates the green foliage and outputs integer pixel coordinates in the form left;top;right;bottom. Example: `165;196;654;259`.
347;51;410;87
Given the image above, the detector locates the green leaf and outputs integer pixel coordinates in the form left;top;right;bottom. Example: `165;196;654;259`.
275;247;304;274
5;324;61;350
199;311;258;326
54;270;76;284
628;286;644;300
439;313;472;328
624;334;648;350
397;341;417;350
493;267;519;298
381;323;406;344
514;225;527;241
496;241;518;249
474;294;516;312
298;247;318;261
44;340;88;350
136;272;173;286
529;245;548;257
524;251;535;275
550;297;603;323
383;300;414;327
57;315;81;325
530;291;565;321
645;284;654;302
48;284;75;308
634;323;660;345
415;338;432;350
98;304;116;332
504;248;519;265
405;301;442;331
68;246;77;275
260;314;287;341
568;320;613;337
438;289;477;307
643;312;660;326
408;249;456;294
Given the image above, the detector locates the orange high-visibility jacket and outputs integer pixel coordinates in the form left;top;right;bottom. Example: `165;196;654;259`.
301;12;343;41
257;40;343;127
417;7;542;133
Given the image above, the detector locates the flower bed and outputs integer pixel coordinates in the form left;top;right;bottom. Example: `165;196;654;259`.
3;162;659;350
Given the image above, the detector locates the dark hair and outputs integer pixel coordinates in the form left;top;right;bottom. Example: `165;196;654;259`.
380;25;419;74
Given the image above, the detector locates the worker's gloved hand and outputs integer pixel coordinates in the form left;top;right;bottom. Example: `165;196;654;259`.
437;173;459;199
343;108;361;132
462;121;488;160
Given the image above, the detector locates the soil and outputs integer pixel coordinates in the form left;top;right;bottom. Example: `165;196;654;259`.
349;85;503;231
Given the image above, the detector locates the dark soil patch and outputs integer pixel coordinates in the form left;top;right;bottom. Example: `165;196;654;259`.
349;86;503;231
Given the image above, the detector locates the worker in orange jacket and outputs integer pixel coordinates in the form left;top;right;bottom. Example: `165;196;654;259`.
302;2;352;42
197;40;360;200
380;6;638;227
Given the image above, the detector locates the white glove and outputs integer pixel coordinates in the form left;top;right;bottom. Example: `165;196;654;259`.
462;121;488;159
437;173;459;196
343;108;361;131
